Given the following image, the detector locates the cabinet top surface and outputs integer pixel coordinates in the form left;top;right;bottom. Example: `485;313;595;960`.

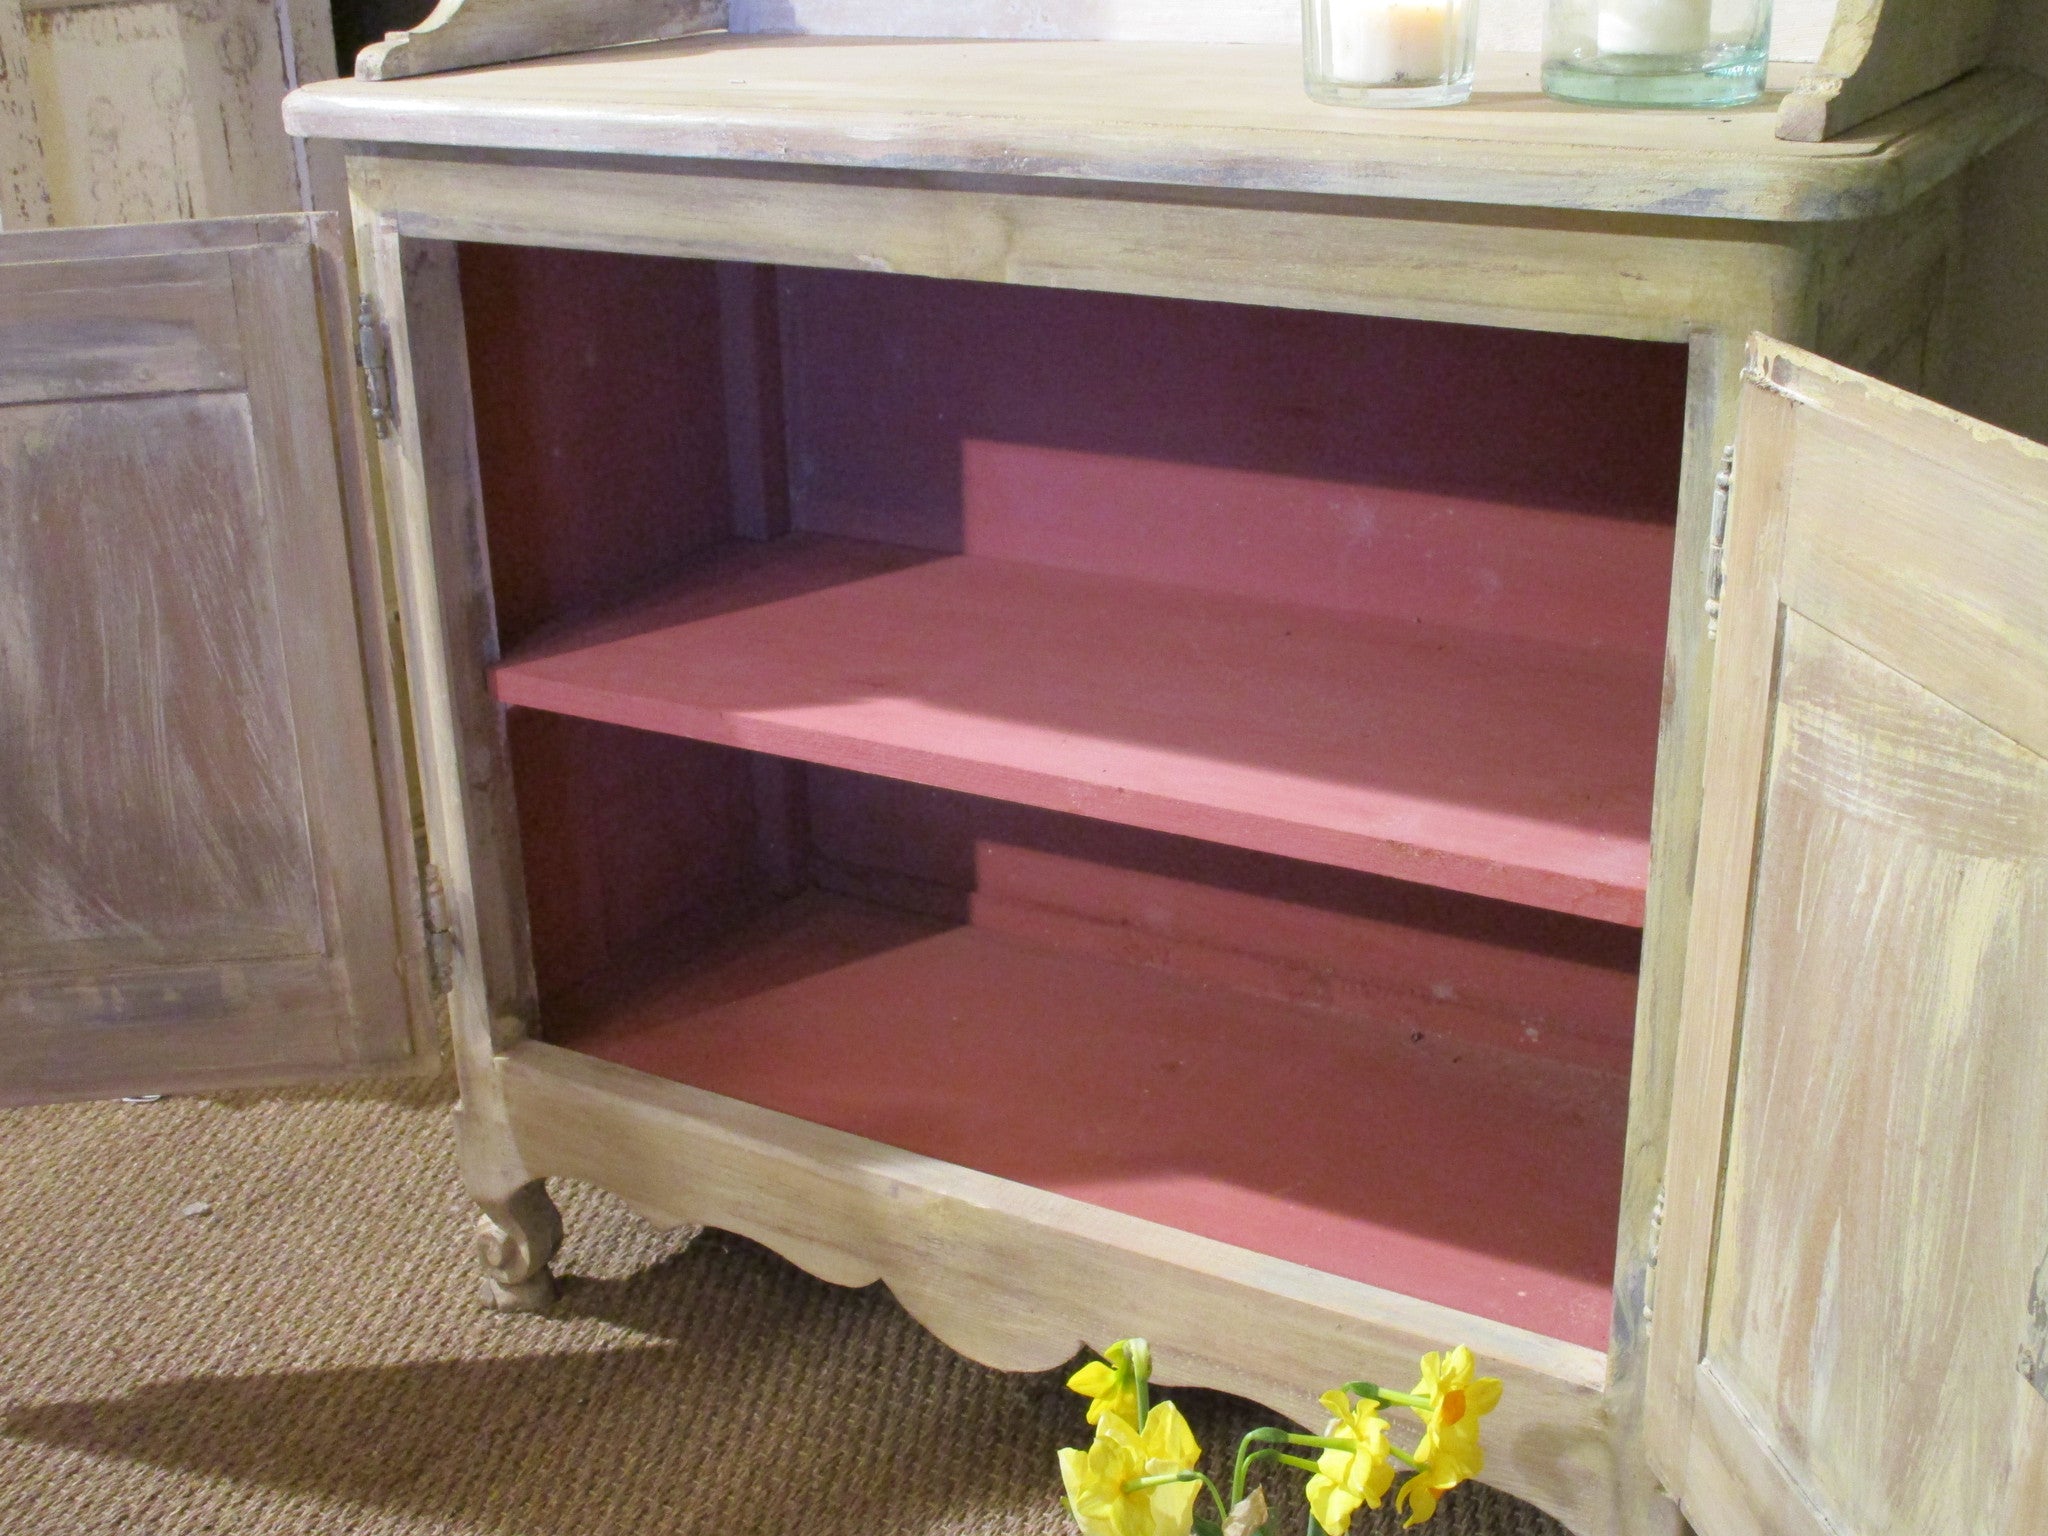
285;36;2042;222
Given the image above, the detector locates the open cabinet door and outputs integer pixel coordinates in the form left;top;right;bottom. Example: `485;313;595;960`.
1645;338;2048;1534
0;214;434;1106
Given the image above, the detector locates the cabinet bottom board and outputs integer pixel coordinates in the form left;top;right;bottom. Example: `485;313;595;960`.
545;887;1628;1349
495;1034;1621;1536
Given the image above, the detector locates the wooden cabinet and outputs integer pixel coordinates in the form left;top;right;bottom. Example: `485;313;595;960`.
4;20;2045;1536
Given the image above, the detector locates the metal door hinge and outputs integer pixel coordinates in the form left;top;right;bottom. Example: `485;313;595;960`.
422;863;455;999
1704;444;1736;640
355;295;395;439
2022;1239;2048;1402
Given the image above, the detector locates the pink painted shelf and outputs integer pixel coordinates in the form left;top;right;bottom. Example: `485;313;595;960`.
554;888;1629;1349
492;535;1663;925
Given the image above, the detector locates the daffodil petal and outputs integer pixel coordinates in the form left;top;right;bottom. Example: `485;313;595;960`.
1069;1362;1117;1397
1307;1472;1362;1536
1397;1473;1441;1528
1139;1400;1200;1470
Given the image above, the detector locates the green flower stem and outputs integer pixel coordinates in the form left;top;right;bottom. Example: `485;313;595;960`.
1342;1381;1427;1409
1234;1446;1290;1496
1123;1473;1196;1492
1129;1339;1153;1429
1280;1434;1358;1452
1232;1427;1293;1505
1271;1454;1324;1475
1122;1468;1229;1521
1389;1444;1429;1472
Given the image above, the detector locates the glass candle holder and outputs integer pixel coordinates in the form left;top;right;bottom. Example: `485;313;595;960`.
1541;0;1772;108
1302;0;1482;109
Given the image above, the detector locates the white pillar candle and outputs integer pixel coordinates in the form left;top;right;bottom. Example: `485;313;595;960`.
1596;0;1711;56
1325;0;1455;84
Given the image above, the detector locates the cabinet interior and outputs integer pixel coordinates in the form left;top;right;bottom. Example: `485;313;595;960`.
461;243;1689;1351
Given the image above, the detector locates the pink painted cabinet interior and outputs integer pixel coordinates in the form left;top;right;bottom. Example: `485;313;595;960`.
463;244;1690;1353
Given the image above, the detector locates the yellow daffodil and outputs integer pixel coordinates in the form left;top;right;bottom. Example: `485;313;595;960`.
1394;1434;1483;1528
1057;1401;1203;1536
1068;1340;1144;1428
1395;1348;1501;1527
1410;1348;1501;1463
1304;1389;1396;1535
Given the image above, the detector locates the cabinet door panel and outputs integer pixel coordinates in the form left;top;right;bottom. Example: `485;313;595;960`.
0;214;431;1105
1646;338;2048;1536
0;251;245;401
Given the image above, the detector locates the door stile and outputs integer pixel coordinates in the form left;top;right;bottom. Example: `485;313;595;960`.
1597;321;1751;1536
1642;366;1803;1488
225;224;433;1068
353;206;562;1302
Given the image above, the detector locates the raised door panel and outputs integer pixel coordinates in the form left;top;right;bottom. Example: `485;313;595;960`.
1646;338;2048;1535
0;214;431;1105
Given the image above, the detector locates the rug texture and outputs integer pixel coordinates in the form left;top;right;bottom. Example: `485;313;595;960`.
0;1073;1573;1536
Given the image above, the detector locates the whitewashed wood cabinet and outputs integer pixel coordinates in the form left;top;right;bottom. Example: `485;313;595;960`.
2;13;2045;1536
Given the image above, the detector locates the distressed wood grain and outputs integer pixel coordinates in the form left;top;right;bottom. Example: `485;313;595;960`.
0;250;243;402
0;392;321;976
0;214;431;1106
353;222;562;1300
343;148;1811;344
286;40;2044;224
1647;339;2048;1536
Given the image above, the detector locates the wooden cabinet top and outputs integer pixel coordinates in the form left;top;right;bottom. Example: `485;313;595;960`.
284;36;2041;222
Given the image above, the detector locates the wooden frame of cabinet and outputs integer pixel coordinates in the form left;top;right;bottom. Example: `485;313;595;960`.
258;36;2045;1536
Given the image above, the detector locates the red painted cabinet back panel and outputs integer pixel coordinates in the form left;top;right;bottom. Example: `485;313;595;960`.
780;268;1687;655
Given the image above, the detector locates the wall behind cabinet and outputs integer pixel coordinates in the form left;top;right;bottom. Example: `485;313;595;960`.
0;0;342;228
1952;3;2048;445
723;1;1837;56
330;1;1836;64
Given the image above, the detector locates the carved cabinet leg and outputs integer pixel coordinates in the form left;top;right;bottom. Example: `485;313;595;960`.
474;1178;562;1313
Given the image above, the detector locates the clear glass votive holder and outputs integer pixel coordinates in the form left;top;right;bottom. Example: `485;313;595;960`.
1302;0;1483;109
1541;0;1772;108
